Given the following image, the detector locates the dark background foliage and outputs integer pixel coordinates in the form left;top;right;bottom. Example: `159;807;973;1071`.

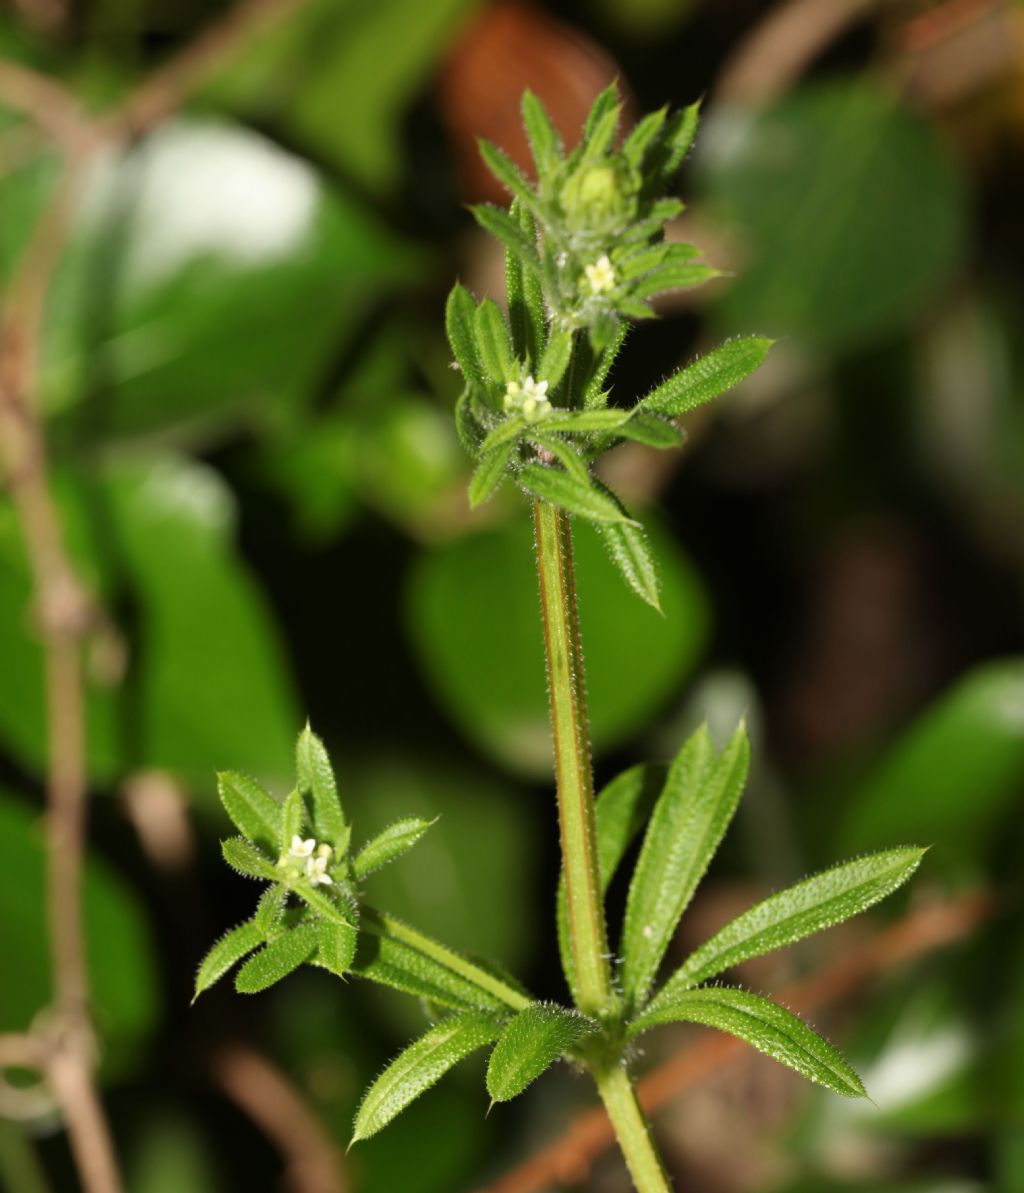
1;0;1023;1189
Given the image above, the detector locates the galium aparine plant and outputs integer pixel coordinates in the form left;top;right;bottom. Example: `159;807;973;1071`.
195;86;924;1193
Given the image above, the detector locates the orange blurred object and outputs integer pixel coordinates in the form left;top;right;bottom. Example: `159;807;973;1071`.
437;1;634;203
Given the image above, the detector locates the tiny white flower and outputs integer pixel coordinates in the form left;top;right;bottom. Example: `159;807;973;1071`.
584;255;616;295
522;376;549;403
289;835;316;859
306;852;333;886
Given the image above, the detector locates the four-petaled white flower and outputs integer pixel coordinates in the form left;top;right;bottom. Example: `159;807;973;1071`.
289;835;316;859
584;255;616;295
505;375;551;423
306;842;333;886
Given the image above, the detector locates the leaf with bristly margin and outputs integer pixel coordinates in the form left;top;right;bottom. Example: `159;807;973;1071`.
657;847;926;998
598;522;661;611
629;986;866;1098
621;724;750;1008
352;817;436;879
194;919;262;1001
354;918;510;1013
638;337;773;419
622;107;668;172
353;1014;504;1142
507;202;544;363
533;435;591;489
538;327;574;391
557;765;666;1004
254;884;287;937
293;880;358;928
469;443;516;508
218;771;281;853
478;139;537;209
487;1003;596;1102
454;387;483;453
235;922;318;994
474;299;515;385
280;789;305;850
522;90;562;177
583;322;628;408
480;416;526;457
317;918;358;977
580;84;620;158
616;413;684;450
473;205;541;275
446;284;485;389
518;464;635;525
644;99;701;191
633;264;721;300
546;408;633;434
221;836;278;881
295;725;348;851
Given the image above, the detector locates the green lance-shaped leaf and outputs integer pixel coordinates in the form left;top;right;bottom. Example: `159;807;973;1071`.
558;764;666;1002
616;413;685;450
597;521;661;611
545;408;633;434
632;263;721;300
235;922;318;994
487;1003;596;1103
280;788;305;849
446;284;486;389
628;986;866;1099
293;880;358;928
352;817;436;879
221;836;278;881
522;90;562;177
533;434;591;490
638;337;774;419
317;918;358;978
621;724;750;1008
580;84;621;157
480;415;527;456
469;442;516;508
537;327;574;392
254;884;287;937
621;106;668;173
583;321;628;409
194;919;263;1001
454;387;484;453
658;847;926;998
506;201;544;364
474;298;516;385
473;204;541;275
352;1013;504;1143
218;771;282;853
643;99;701;191
518;463;636;525
478;139;537;209
295;724;348;851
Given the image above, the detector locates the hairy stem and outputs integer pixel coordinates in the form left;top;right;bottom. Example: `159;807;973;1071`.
533;500;611;1016
362;907;531;1013
594;1065;671;1193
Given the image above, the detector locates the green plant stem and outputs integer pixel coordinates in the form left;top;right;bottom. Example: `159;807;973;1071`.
594;1064;671;1193
533;499;612;1017
362;907;531;1013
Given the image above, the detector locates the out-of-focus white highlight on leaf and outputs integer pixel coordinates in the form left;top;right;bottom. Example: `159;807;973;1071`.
862;1025;972;1113
88;121;319;291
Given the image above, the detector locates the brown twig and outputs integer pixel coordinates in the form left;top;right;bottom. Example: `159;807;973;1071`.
478;890;992;1193
212;1046;348;1193
0;0;315;1186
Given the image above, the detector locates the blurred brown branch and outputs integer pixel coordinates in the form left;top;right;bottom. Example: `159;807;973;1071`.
0;0;314;1187
479;889;992;1193
212;1046;348;1193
